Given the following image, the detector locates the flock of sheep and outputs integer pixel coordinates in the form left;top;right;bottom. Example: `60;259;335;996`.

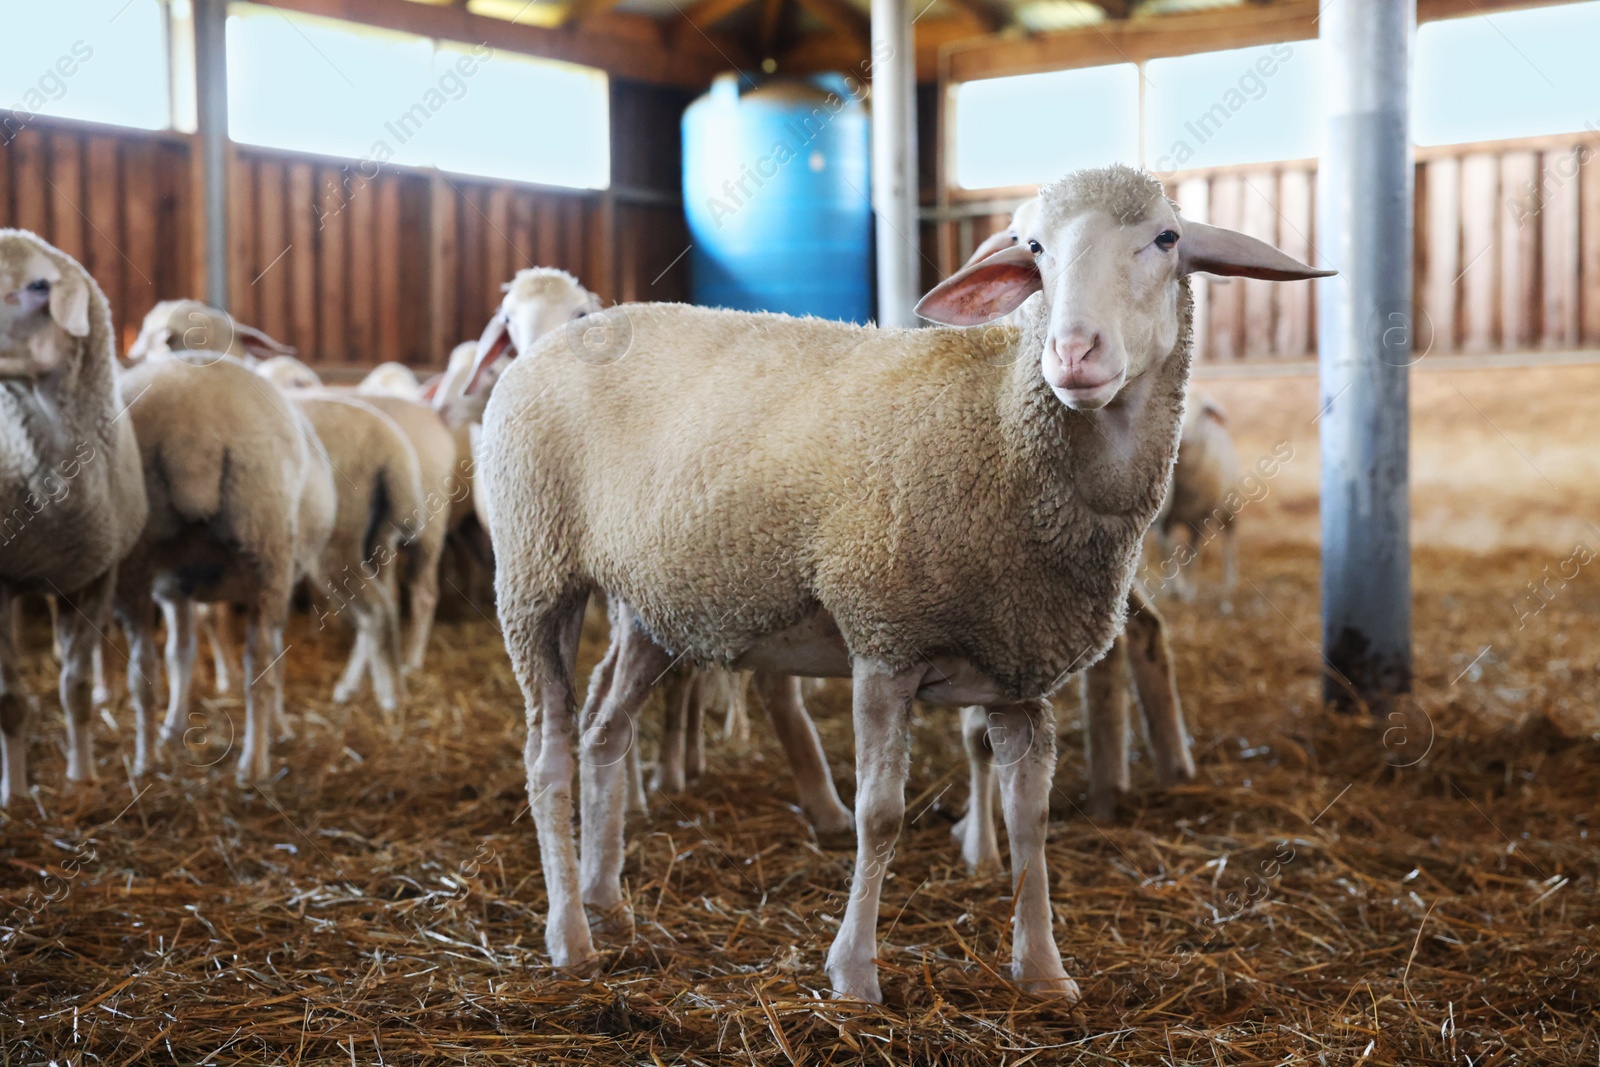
0;163;1326;1003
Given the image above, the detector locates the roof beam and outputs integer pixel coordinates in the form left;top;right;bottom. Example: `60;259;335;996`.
944;0;1595;84
792;0;870;45
263;0;734;88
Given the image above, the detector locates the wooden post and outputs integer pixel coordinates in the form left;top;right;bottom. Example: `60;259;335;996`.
1317;0;1414;709
194;0;230;311
871;0;918;327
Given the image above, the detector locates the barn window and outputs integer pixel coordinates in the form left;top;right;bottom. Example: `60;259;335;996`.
1415;0;1600;145
1143;40;1321;174
225;4;610;190
0;0;175;136
951;63;1140;189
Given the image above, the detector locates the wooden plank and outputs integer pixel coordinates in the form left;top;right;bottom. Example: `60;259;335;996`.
563;201;586;281
428;172;458;362
1419;156;1459;353
397;177;431;365
486;184;513;296
1175;176;1210;362
375;177;402;360
153;142;193;308
228;152;256;325
346;171;376;364
47;135;85;262
254;159;289;342
1583;143;1600;345
82;136;124;341
1458;153;1499;353
1206;174;1243;360
1274;167;1313;357
537;197;561;270
287;162;318;356
11;130;49;235
457;184;488;344
0;136;10;226
1498;151;1539;349
512;191;537;273
316;166;347;361
1539;147;1581;349
1237;171;1278;357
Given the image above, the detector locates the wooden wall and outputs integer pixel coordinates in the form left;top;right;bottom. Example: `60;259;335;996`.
933;132;1600;362
0;77;691;371
0;122;195;357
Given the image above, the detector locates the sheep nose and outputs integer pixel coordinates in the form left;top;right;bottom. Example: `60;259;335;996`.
1049;328;1101;370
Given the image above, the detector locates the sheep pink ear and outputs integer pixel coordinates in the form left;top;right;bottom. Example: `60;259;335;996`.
419;375;443;403
1178;221;1336;281
915;246;1041;327
466;313;514;396
49;272;91;338
961;228;1019;269
234;323;296;361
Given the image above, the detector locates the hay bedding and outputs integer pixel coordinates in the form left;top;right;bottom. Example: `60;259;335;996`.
1;543;1597;1065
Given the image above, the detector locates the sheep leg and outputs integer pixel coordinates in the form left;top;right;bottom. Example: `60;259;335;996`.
651;667;692;794
90;635;116;708
1219;522;1238;614
991;700;1078;1000
1123;590;1195;788
509;593;596;971
51;572;114;785
579;622;668;921
238;592;288;787
684;673;706;784
199;603;241;695
118;600;159;778
402;535;444;675
952;705;1002;874
332;630;370;704
157;597;197;750
1085;637;1131;821
0;589;36;806
722;670;752;749
364;577;406;714
752;672;854;847
824;664;918;1003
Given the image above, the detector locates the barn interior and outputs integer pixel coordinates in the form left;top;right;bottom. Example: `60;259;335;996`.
2;0;1598;1062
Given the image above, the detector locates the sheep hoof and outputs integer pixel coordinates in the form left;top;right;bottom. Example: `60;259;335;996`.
825;959;883;1004
1017;970;1082;1003
331;686;355;705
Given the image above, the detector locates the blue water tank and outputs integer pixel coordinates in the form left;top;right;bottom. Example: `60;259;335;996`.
684;73;873;324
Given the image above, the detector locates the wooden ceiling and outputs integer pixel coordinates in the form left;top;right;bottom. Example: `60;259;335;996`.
271;0;1587;89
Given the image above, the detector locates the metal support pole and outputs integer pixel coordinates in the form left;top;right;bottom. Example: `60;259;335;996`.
1318;0;1414;710
194;0;230;311
870;0;918;328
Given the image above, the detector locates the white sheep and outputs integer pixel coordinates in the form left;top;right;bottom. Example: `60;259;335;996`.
0;230;149;804
257;356;426;710
359;361;423;401
113;350;334;784
125;299;298;365
1152;390;1241;605
478;165;1329;1000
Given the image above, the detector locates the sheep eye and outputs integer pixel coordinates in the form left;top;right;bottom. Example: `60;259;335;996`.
26;279;50;293
1027;239;1043;256
1155;230;1179;251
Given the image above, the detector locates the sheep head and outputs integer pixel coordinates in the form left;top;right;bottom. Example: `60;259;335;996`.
126;299;297;366
0;230;92;380
917;165;1333;411
465;268;600;398
257;355;323;390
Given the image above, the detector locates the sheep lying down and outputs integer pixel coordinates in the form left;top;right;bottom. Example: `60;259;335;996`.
477;165;1331;1003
